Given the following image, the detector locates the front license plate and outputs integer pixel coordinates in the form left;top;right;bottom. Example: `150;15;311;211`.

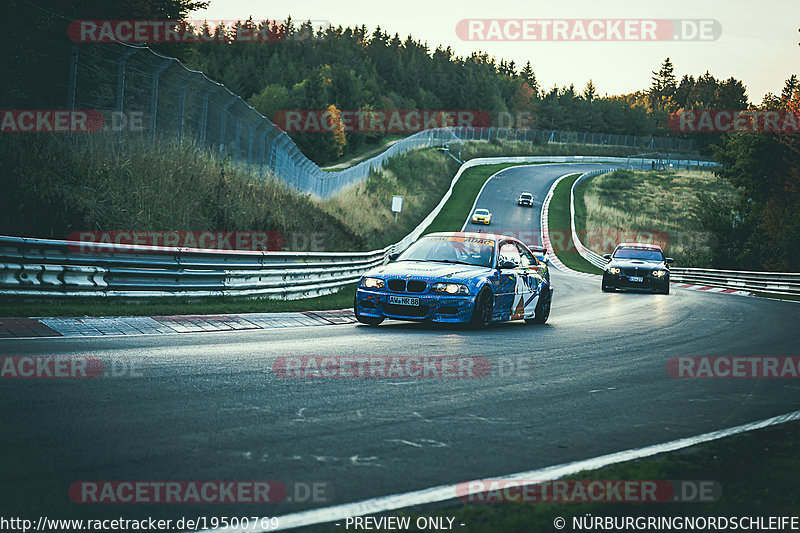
629;276;644;282
389;296;420;306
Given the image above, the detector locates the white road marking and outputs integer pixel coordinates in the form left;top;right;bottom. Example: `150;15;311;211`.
197;409;800;532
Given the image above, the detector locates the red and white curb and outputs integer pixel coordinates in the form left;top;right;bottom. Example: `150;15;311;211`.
0;309;357;339
671;283;754;297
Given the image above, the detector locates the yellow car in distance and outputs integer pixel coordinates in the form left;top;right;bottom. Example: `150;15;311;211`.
471;208;492;225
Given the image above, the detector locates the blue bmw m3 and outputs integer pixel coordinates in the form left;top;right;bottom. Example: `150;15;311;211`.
354;232;553;328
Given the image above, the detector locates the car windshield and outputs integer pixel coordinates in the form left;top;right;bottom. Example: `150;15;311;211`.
474;209;489;215
613;247;664;262
397;236;495;267
521;193;532;198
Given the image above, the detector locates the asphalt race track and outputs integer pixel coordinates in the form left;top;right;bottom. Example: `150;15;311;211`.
2;164;799;529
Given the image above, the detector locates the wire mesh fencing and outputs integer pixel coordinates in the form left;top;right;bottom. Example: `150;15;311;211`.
65;41;701;199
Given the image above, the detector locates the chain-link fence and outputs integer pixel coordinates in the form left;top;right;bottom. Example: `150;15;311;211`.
67;41;701;199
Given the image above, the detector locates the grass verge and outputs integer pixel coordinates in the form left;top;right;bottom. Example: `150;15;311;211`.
0;136;692;317
547;174;603;274
578;169;738;267
324;420;800;532
423;163;531;234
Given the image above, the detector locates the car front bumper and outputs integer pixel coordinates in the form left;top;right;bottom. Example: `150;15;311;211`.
355;289;477;323
603;272;669;291
472;217;491;224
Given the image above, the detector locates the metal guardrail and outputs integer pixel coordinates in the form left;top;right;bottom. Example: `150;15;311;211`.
2;156;675;298
669;268;800;296
568;170;800;296
570;168;617;270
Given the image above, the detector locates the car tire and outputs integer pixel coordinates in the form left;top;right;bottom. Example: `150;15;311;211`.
354;295;384;326
469;288;493;329
526;286;552;324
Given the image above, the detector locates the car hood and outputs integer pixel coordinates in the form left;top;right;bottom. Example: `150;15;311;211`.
366;260;492;282
607;258;666;270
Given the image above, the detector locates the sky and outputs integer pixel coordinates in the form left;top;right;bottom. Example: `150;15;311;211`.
190;0;799;103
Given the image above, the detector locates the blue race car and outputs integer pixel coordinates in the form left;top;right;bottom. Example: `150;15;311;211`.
354;232;553;328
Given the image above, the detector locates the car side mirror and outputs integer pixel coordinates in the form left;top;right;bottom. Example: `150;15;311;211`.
388;252;400;261
666;257;675;265
603;254;612;260
499;260;517;269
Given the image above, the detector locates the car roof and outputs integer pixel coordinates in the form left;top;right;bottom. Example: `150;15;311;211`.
474;208;489;212
520;192;532;196
616;242;663;250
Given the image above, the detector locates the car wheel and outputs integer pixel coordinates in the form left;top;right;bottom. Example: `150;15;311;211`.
469;288;493;329
526;286;552;324
354;295;384;326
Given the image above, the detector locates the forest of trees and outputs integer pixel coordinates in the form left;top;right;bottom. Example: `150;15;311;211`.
190;24;757;163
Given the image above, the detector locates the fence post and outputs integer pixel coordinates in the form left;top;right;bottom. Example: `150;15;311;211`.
66;44;79;141
176;71;200;140
234;118;242;160
200;85;222;146
115;47;139;146
150;59;174;140
247;123;256;172
219;95;237;152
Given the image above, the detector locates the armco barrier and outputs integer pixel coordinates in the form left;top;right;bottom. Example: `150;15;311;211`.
0;156;722;299
2;156;677;298
567;170;800;296
669;269;800;296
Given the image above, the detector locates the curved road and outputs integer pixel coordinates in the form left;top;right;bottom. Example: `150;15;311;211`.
1;164;799;529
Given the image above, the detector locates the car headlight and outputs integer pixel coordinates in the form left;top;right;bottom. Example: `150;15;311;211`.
652;270;667;278
361;277;384;289
431;282;469;294
607;267;621;275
